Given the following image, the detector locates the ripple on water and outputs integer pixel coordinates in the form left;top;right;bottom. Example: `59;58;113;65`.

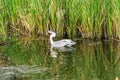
0;65;48;80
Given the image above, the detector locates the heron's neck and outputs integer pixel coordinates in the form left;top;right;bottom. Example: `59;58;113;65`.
50;36;54;44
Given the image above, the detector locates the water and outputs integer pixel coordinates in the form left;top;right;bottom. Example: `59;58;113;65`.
0;37;120;80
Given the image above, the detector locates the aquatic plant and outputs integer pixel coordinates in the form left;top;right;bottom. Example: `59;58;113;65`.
1;0;120;39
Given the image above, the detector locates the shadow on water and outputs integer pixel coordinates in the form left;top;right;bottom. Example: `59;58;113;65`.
0;37;120;80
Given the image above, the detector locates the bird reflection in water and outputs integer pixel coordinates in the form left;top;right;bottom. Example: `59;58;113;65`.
49;46;75;58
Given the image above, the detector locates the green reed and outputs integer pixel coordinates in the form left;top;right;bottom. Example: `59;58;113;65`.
1;0;120;39
0;0;4;35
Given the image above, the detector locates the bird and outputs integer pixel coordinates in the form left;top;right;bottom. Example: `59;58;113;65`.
47;30;76;47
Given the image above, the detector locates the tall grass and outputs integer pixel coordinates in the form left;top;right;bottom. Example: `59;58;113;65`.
1;0;120;39
0;0;5;35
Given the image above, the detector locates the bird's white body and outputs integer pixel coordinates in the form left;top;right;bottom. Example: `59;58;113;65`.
51;39;75;47
48;31;75;47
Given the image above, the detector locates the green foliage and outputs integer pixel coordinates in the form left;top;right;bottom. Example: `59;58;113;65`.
1;0;120;39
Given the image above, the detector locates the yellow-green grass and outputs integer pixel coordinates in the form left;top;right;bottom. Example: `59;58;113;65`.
1;0;120;39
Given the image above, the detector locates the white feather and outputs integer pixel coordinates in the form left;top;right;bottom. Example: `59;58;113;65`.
48;31;76;47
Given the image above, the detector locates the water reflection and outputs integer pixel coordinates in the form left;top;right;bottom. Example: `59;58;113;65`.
0;38;120;80
0;65;48;80
50;46;58;58
49;46;75;58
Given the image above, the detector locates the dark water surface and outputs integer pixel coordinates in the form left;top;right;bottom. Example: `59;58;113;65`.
0;37;120;80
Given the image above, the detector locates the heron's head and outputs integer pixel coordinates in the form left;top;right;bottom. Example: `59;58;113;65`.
48;30;56;37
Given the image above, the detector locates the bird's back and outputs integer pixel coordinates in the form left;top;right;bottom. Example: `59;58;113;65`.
52;39;75;47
